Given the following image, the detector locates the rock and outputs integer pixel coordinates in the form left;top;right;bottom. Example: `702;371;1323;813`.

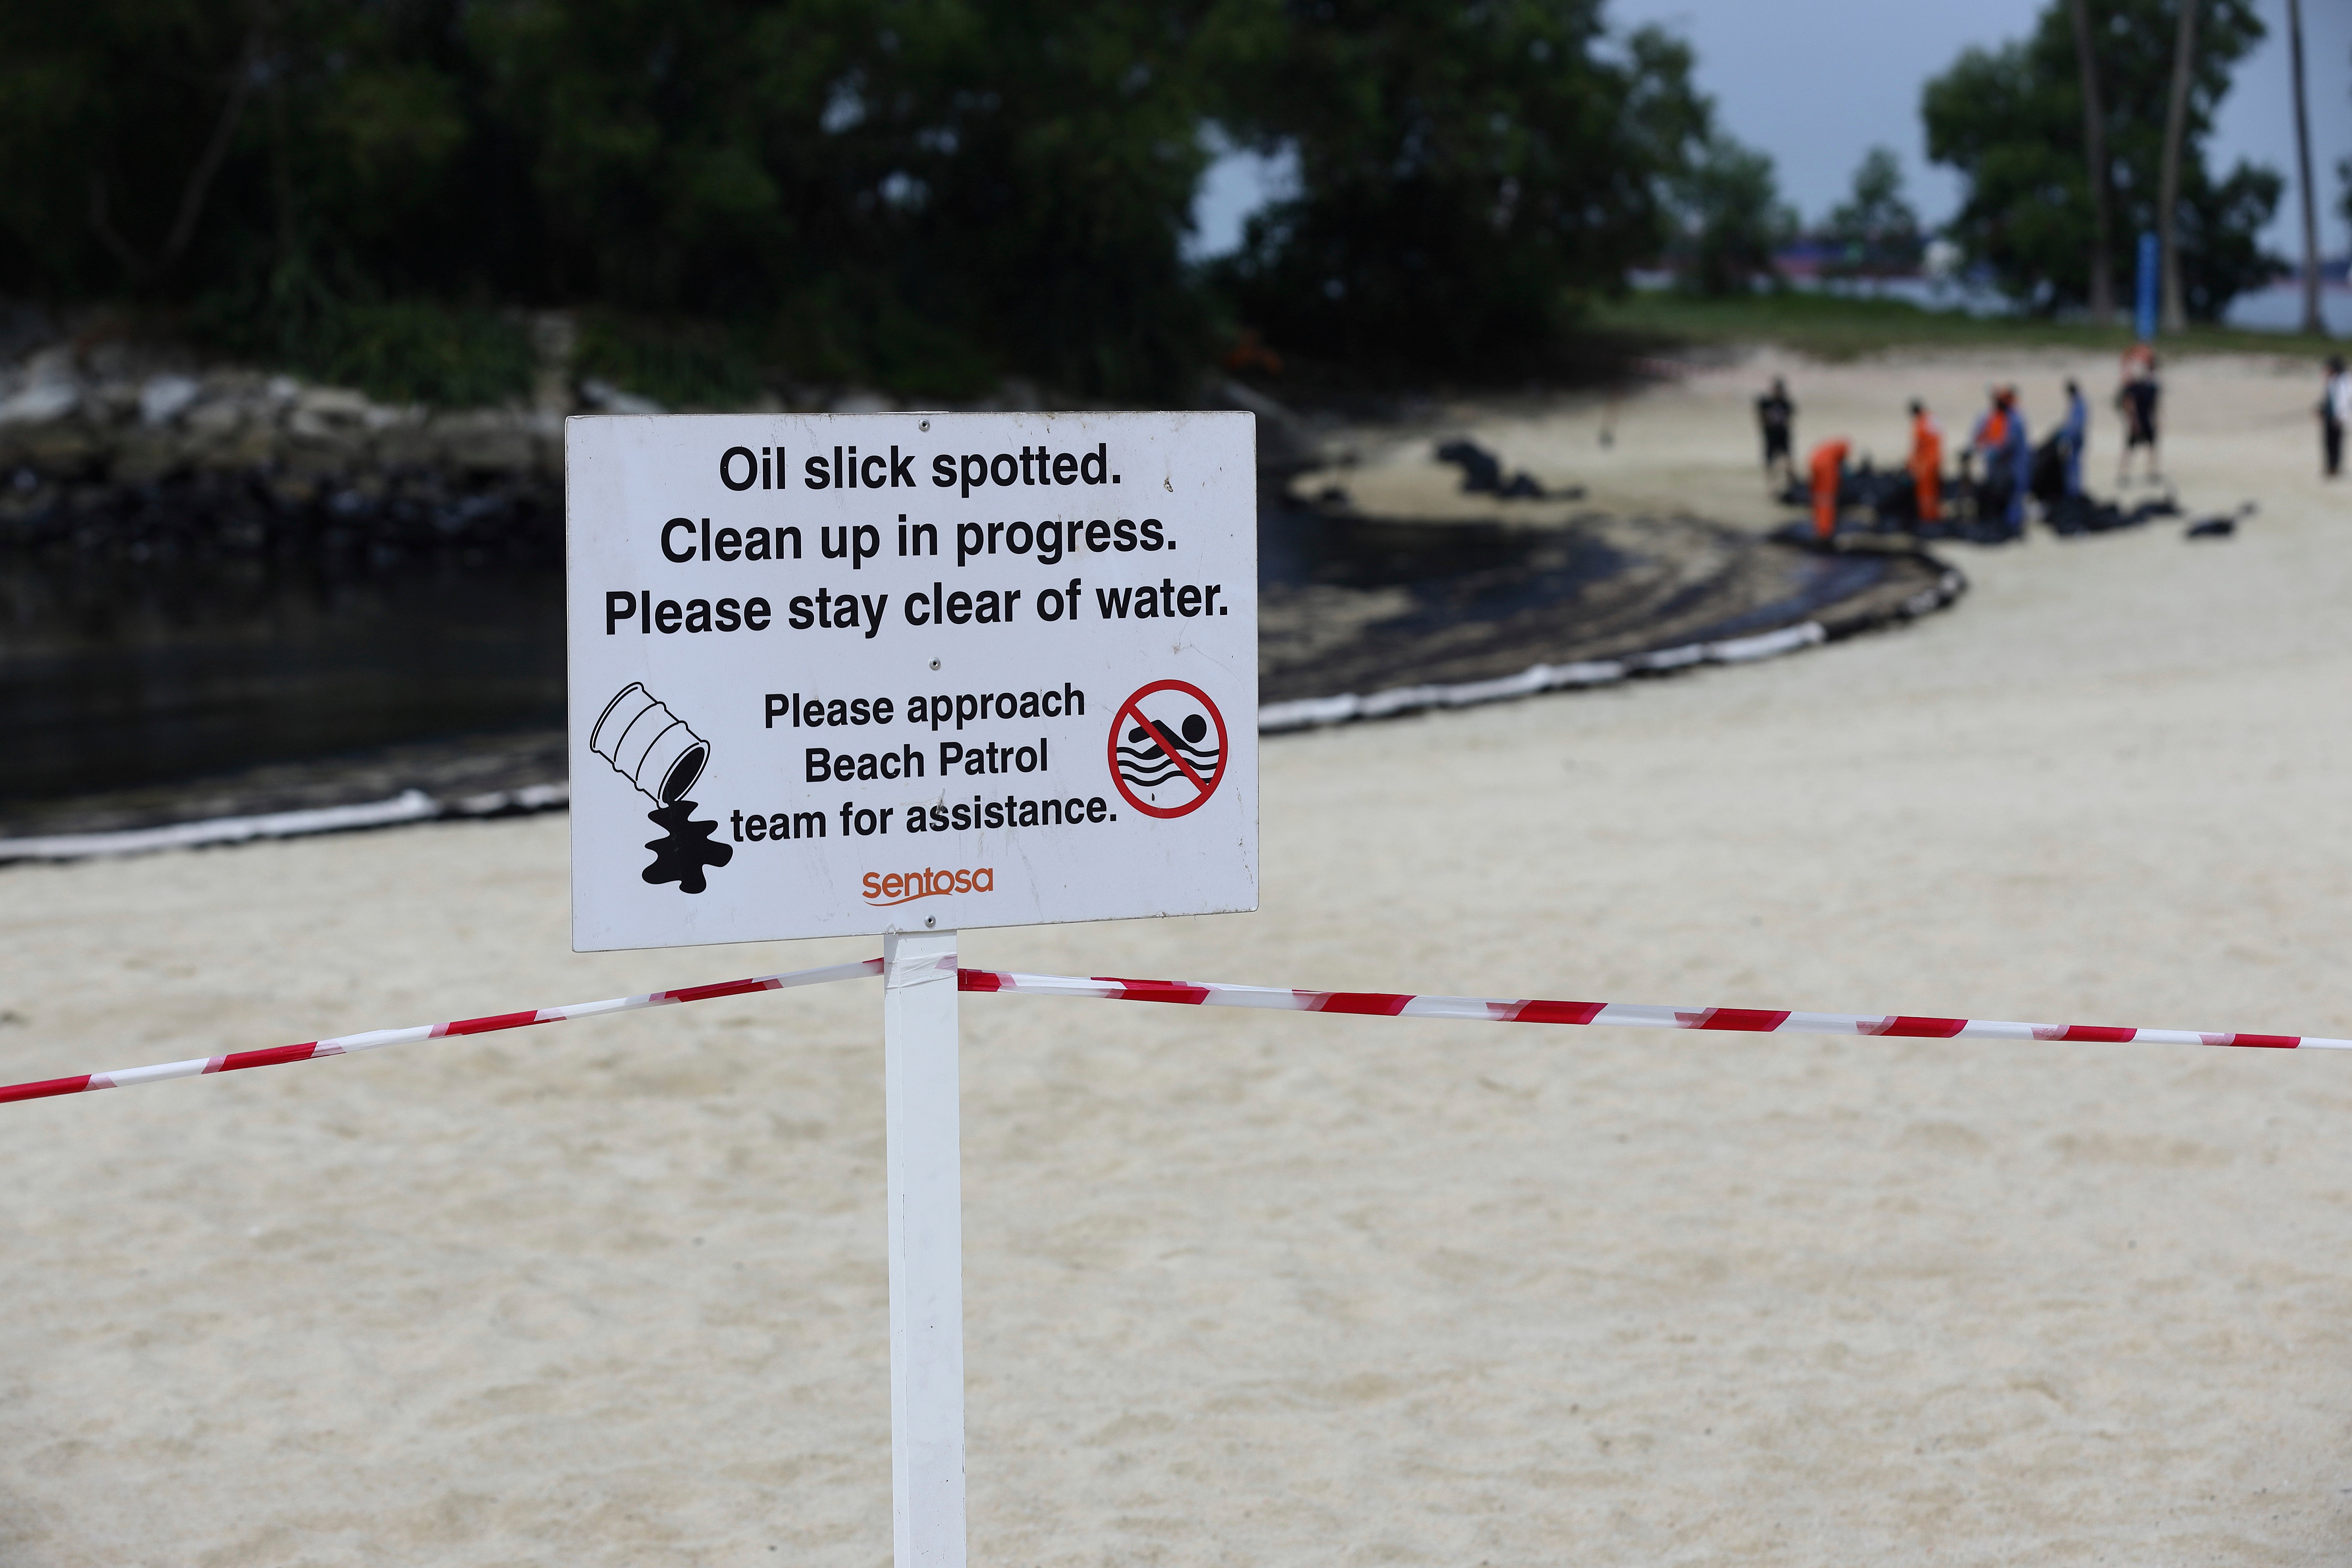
372;420;440;468
139;375;202;427
1210;377;1322;475
1;421;104;478
434;410;535;474
184;399;249;439
579;378;664;416
281;430;359;479
530;313;578;413
109;428;194;486
195;422;278;472
294;386;370;423
0;379;81;427
361;403;420;434
89;381;142;425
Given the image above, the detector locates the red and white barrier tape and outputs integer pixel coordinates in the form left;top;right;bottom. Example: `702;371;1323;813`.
5;960;2343;1109
954;969;2350;1050
0;958;882;1106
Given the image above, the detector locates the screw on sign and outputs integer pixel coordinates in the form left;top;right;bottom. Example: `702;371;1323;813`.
1108;679;1229;819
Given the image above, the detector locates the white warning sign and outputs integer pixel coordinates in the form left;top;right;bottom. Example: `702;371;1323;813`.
565;410;1258;951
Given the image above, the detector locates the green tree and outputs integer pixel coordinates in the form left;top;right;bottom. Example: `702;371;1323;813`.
1671;131;1792;295
1822;145;1922;278
0;0;482;301
0;0;1250;400
1921;0;2281;319
0;0;1726;399
1209;5;1709;377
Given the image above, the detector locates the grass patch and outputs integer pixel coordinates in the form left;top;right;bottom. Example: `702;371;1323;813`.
310;301;536;406
1593;289;2340;362
574;313;765;410
193;292;536;407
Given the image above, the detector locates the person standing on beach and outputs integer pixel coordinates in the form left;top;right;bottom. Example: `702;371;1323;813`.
2057;379;2089;496
2117;348;2161;486
1757;378;1796;490
2320;357;2349;479
1808;437;1848;542
1972;388;2028;537
1908;400;1942;526
2003;389;2032;537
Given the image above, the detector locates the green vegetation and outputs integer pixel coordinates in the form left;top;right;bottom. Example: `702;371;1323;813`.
1923;0;2279;319
0;0;1727;402
573;315;766;412
193;289;537;407
0;0;2312;405
1594;289;2338;361
1209;9;1707;375
1665;133;1794;298
1822;148;1925;279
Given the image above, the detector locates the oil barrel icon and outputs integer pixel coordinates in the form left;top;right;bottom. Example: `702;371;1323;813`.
591;682;712;804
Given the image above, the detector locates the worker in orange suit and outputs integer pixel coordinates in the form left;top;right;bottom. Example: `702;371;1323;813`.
1808;438;1849;542
1907;399;1942;526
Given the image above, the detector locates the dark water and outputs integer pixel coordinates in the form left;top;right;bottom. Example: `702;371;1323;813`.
2;552;566;806
1;464;566;809
0;487;1921;813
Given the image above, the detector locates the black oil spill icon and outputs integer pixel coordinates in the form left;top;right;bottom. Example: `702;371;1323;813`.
592;682;733;896
641;799;732;894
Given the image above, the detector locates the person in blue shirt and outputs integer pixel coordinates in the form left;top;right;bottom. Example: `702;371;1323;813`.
2057;379;2088;497
2004;389;2031;537
1972;387;2030;538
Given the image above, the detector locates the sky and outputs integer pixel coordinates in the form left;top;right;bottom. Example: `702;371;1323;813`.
1191;0;2352;261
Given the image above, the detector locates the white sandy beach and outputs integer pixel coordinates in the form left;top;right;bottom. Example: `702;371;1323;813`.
3;347;2349;1565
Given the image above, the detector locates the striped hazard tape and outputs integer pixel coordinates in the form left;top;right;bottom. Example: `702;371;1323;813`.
3;960;2343;1109
0;959;882;1105
956;969;2349;1048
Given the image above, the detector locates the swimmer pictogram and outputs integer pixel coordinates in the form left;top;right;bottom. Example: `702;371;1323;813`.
1108;679;1228;819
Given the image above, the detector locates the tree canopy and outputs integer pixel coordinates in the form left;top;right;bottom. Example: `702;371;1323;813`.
1922;0;2280;319
1822;147;1923;278
1209;4;1708;375
0;0;1716;399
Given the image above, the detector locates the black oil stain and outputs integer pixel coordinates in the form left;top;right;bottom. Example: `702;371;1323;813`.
642;797;732;895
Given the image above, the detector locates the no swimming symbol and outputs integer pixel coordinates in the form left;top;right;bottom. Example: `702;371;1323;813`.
1108;680;1228;819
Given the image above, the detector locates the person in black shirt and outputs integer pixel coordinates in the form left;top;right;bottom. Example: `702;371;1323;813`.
2116;348;2161;486
1756;377;1796;490
2319;356;2347;479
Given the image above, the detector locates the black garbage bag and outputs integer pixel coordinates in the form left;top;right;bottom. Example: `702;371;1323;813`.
1436;438;1551;499
2045;490;2104;535
1850;460;1918;528
2029;434;2068;504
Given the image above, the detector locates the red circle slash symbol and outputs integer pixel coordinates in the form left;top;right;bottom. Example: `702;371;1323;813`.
1108;680;1229;819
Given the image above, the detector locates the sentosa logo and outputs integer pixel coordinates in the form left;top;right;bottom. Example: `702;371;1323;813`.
862;866;996;906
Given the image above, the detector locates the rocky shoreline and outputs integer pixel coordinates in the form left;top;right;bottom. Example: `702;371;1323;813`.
0;338;569;564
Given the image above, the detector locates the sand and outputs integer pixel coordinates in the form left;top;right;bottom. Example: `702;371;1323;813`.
3;346;2349;1565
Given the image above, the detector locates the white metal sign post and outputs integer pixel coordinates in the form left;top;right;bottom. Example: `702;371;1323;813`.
565;411;1257;1565
883;927;965;1567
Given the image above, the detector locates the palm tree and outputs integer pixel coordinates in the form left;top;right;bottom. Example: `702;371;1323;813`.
2067;0;2116;323
2158;0;2198;334
2286;0;2324;336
